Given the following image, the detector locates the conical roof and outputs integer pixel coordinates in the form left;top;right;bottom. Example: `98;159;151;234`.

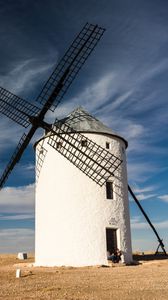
58;107;128;147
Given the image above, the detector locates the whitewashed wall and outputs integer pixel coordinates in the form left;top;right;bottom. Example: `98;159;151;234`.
35;132;132;266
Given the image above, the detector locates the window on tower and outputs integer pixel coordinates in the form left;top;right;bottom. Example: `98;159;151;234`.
56;141;63;149
106;142;110;149
106;181;113;199
81;139;87;147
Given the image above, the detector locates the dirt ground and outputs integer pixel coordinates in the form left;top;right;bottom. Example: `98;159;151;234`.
0;254;168;300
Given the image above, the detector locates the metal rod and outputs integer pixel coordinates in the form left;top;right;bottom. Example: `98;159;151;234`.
128;184;167;255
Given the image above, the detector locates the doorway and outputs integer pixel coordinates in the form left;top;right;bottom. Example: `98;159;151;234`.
106;228;117;254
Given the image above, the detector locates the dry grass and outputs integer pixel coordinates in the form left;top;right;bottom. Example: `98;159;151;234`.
0;254;168;299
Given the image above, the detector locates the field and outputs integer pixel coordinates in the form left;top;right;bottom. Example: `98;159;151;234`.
0;254;168;299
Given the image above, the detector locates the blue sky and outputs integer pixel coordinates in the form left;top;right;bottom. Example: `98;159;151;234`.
0;0;168;253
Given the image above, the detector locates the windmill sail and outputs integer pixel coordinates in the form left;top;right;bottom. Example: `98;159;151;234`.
48;121;122;186
0;87;40;128
36;141;48;181
0;128;36;189
35;23;105;113
0;23;105;188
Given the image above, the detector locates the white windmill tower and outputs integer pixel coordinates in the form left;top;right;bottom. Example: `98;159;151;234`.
0;23;166;266
35;107;133;266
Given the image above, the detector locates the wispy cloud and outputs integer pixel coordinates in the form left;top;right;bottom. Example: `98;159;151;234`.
0;184;35;213
0;52;57;98
133;193;157;201
0;213;34;220
127;161;158;183
24;164;35;171
131;216;168;229
133;185;157;193
158;195;168;203
128;184;158;201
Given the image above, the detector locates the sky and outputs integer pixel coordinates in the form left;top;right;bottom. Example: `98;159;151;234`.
0;0;168;254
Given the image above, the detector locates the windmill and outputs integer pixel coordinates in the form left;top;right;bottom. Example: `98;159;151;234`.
0;23;166;266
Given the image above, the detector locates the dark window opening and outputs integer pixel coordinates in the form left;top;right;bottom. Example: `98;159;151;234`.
106;228;117;255
106;181;113;199
81;140;87;147
39;149;44;155
56;141;63;149
106;142;110;149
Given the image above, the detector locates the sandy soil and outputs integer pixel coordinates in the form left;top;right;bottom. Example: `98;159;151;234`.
0;254;168;300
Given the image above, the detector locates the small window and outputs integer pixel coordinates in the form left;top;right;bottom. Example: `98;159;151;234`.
56;141;62;149
106;181;113;199
81;140;87;147
106;142;110;149
39;149;44;155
